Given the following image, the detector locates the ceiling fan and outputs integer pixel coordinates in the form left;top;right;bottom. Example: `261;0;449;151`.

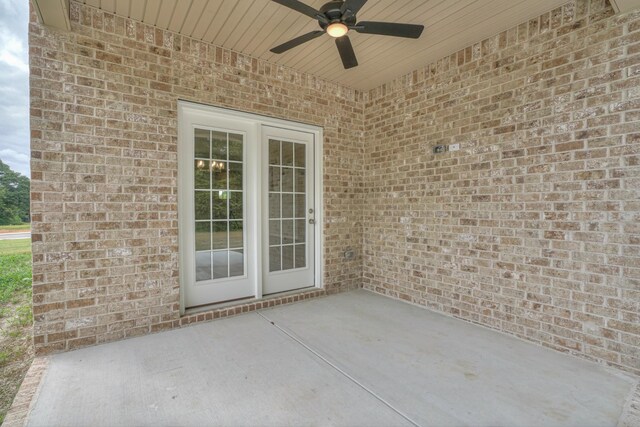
269;0;424;69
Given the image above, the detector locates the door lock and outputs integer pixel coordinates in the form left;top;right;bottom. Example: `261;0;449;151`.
309;219;316;225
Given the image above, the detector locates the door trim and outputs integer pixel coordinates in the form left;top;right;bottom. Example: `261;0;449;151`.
261;125;316;296
177;101;324;314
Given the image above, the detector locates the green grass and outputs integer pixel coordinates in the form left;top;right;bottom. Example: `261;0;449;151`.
0;250;31;304
0;224;30;233
0;239;33;424
0;239;31;256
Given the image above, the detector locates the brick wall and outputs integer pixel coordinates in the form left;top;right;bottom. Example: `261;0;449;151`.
363;0;640;375
29;1;364;354
30;0;640;374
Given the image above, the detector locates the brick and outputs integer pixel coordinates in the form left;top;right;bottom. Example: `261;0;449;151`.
362;0;640;377
28;0;640;378
29;1;362;358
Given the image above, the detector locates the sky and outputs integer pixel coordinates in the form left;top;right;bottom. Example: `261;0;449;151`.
0;0;30;177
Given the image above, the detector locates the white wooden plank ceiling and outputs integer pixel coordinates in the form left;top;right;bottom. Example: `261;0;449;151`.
79;0;579;90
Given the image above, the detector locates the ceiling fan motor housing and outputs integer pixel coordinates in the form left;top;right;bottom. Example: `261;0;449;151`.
319;1;356;30
269;0;425;69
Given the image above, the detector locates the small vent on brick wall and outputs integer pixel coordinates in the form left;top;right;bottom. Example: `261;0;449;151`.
344;248;355;260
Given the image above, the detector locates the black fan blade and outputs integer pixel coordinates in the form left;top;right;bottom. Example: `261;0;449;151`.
270;31;324;54
355;21;424;38
335;35;358;69
341;0;367;18
271;0;326;23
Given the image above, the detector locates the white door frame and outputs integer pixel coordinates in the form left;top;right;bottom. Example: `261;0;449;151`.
261;125;316;295
177;101;324;314
177;110;258;307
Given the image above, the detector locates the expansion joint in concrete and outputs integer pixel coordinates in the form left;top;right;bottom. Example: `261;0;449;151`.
257;311;421;427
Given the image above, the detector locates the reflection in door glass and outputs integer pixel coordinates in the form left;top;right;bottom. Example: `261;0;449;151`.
230;250;244;276
213;251;229;279
196;252;212;281
194;128;245;281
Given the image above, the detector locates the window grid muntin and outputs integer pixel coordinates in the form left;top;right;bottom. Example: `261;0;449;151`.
268;139;307;272
194;128;245;282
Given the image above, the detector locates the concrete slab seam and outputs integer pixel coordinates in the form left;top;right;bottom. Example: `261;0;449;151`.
256;311;421;427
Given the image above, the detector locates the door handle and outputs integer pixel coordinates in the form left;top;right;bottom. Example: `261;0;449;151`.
309;219;316;225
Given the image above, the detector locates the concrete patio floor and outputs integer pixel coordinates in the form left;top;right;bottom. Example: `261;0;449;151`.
25;290;638;426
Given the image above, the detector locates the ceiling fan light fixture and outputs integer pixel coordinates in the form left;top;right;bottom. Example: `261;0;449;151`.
326;22;348;38
269;0;425;69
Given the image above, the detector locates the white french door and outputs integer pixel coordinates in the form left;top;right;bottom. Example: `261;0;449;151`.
178;102;320;309
261;126;315;295
179;110;257;308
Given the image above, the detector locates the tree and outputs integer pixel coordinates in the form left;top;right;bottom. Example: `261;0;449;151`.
0;160;30;225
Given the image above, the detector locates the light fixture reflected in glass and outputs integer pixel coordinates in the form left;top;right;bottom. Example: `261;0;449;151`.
196;160;205;168
211;161;225;171
326;22;348;38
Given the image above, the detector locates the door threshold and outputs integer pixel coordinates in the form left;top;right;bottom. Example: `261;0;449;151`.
184;286;317;316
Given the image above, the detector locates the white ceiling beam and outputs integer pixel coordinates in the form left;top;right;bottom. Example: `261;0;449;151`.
609;0;640;14
32;0;71;31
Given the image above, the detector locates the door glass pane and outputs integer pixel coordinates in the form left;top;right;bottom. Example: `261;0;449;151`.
295;244;306;268
282;167;294;192
229;250;244;277
269;139;280;165
195;191;210;220
294;143;305;167
295;168;305;193
194;160;210;189
269;167;280;191
212;162;227;189
295;219;305;244
213;191;228;220
282;245;294;270
269;220;281;245
295;194;305;218
282;141;293;166
195;222;211;251
194;128;244;282
229;192;242;220
269;193;280;218
282;220;293;244
229;221;243;248
194;129;210;158
268;138;309;273
212;131;227;160
282;194;293;218
213;221;228;250
228;134;243;161
269;246;281;272
196;252;212;281
229;162;243;190
213;251;229;279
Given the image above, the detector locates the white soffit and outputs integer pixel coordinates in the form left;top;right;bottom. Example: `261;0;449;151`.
33;0;71;31
48;1;635;90
610;0;640;13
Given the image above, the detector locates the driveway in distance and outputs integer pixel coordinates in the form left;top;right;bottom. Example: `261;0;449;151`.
0;233;30;240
